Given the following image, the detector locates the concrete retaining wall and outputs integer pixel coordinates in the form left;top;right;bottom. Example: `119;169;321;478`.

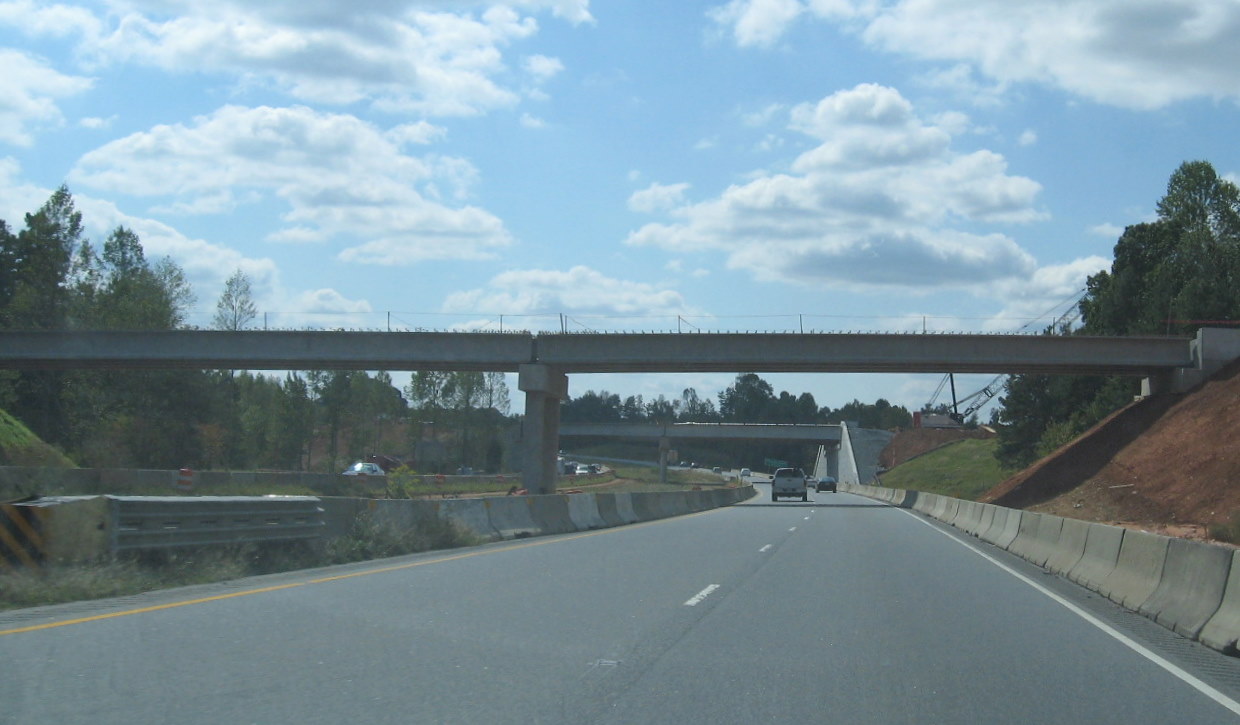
839;482;1240;658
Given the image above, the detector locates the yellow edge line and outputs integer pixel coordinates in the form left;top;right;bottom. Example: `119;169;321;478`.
0;508;725;637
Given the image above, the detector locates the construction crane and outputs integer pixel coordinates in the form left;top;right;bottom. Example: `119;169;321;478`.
923;291;1086;424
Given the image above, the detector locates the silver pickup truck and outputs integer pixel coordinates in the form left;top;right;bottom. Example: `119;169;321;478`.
771;467;808;502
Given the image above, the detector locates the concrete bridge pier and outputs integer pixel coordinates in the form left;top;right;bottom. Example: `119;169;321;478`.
520;364;568;495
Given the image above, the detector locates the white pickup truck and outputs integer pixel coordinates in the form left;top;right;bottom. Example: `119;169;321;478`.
771;467;808;502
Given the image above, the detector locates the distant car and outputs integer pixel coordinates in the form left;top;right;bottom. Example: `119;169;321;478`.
711;466;722;474
740;468;752;478
816;476;837;493
342;462;385;476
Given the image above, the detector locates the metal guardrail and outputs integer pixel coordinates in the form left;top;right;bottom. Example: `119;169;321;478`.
109;496;324;552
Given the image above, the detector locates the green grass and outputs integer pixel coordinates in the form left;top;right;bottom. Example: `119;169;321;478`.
0;515;479;612
876;438;1009;501
0;407;75;468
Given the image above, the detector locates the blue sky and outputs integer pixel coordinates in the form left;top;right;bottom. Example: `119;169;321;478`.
2;0;1238;416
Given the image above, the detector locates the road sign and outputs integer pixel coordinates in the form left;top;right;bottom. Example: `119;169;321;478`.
764;458;787;467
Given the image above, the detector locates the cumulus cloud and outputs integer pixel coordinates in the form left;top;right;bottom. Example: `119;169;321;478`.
0;1;589;116
986;256;1111;330
708;0;804;48
442;265;698;319
626;83;1061;301
69;104;512;265
708;0;1240;109
628;182;691;213
0;49;93;146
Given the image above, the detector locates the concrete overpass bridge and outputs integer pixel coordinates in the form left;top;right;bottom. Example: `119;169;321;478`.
2;328;1237;493
560;422;845;483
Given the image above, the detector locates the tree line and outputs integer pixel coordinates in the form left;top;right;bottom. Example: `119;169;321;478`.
0;187;512;473
995;160;1240;469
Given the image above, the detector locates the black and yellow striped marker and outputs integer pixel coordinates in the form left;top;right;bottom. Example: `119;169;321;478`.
0;504;46;570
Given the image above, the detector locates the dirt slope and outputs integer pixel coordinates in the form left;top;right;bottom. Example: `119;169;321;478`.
980;358;1240;532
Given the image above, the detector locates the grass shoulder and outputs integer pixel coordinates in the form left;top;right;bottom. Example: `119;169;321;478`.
876;437;1010;501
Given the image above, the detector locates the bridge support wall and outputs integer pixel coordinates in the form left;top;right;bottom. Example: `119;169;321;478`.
520;365;568;495
1149;327;1240;395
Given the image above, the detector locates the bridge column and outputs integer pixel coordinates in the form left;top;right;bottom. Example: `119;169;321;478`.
520;364;568;495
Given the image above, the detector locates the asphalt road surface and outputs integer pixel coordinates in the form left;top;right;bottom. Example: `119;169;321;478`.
4;487;1240;724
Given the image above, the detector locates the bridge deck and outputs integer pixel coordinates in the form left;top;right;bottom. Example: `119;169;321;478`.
0;331;1195;375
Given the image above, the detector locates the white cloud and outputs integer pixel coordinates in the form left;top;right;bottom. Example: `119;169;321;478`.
514;0;595;25
1018;129;1037;146
78;115;116;129
523;53;564;80
519;113;547;128
987;256;1110;331
69;104;513;265
0;1;590;117
711;0;1240;110
442;265;698;319
1089;222;1125;239
387;121;447;146
0;49;93;146
626;84;1048;296
708;0;805;48
0;0;101;38
628;182;691;213
741;102;786;127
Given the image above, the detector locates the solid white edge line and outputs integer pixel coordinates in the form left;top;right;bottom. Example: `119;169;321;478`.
898;507;1240;717
684;584;721;607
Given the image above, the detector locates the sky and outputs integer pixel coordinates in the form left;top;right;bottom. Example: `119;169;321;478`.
2;0;1239;418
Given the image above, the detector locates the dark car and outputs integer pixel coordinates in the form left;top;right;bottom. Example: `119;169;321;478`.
816;476;837;493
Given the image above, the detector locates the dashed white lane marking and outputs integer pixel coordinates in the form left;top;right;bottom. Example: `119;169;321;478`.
900;508;1240;718
788;526;797;532
759;544;772;553
804;516;811;520
684;584;721;607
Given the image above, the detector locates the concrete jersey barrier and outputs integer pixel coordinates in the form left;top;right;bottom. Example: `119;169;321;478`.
566;493;606;530
1066;523;1124;590
1099;530;1171;609
1200;549;1240;653
1137;537;1233;639
838;482;1240;657
1045;517;1090;575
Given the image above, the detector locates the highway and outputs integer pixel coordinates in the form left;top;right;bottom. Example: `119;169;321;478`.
3;487;1240;724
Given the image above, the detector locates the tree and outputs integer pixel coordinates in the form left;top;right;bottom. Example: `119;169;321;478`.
3;185;82;330
998;160;1240;469
213;268;258;331
718;373;775;422
645;394;678;423
678;387;718;422
561;390;622;423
